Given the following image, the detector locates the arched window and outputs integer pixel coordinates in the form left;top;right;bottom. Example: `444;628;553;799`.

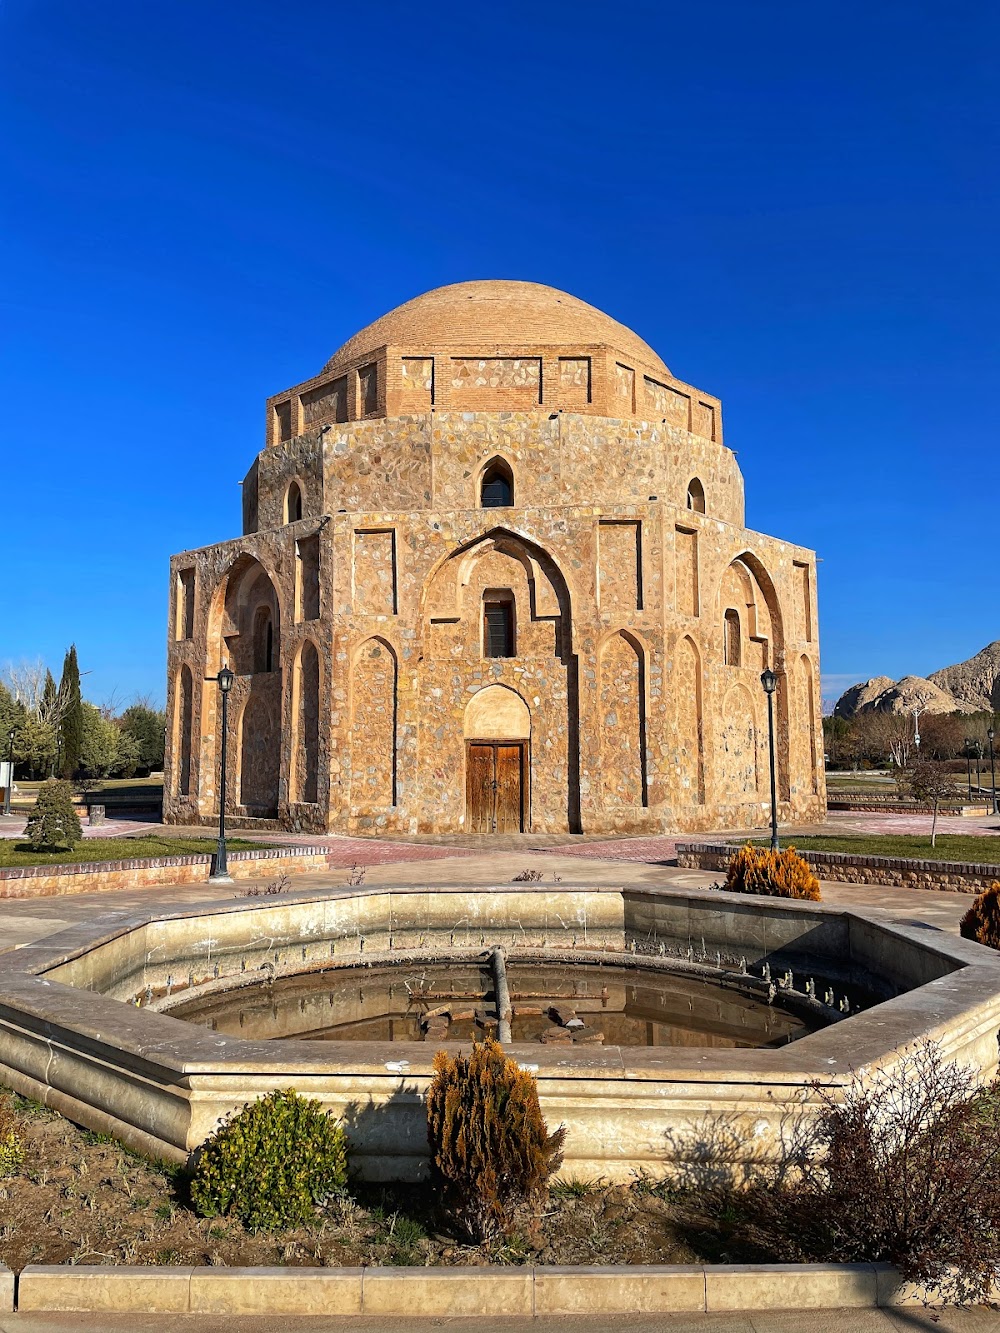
483;591;515;657
253;607;275;673
724;609;741;667
284;481;303;524
686;478;706;513
481;460;513;508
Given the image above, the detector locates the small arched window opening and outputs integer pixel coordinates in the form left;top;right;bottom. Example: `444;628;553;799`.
724;609;741;667
253;606;275;673
284;481;303;524
483;590;515;658
686;478;706;513
481;460;513;508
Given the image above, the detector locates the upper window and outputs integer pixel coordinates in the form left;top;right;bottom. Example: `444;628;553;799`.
686;478;706;513
481;460;514;508
724;608;741;667
284;481;303;524
484;593;515;658
253;607;275;673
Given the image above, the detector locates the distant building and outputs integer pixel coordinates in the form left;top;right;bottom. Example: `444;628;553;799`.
165;280;824;835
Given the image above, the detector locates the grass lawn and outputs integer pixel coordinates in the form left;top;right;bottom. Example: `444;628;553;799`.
755;834;1000;865
0;835;267;870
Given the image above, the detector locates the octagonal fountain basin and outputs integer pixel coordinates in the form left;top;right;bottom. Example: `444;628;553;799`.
0;883;998;1183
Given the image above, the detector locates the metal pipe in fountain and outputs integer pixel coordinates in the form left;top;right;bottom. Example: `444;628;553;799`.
490;946;513;1043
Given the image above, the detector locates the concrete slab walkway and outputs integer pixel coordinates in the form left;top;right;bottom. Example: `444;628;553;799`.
1;1305;999;1331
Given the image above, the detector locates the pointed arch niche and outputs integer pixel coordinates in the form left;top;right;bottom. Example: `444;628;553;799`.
202;553;283;822
599;631;647;808
292;640;321;804
174;664;193;797
351;637;397;808
676;636;704;804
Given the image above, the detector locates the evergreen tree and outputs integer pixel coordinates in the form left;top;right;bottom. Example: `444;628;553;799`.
25;779;81;849
119;702;167;771
57;646;84;780
40;670;57;722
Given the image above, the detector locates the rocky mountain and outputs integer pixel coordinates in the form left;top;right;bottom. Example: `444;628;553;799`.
929;641;1000;712
833;641;1000;719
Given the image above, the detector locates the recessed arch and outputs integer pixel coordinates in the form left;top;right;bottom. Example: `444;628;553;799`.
291;639;321;804
599;629;648;807
284;480;304;524
480;457;514;508
464;684;530;740
686;477;706;513
350;636;397;808
174;664;193;797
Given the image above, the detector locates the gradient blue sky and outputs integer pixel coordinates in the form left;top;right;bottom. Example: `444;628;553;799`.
2;0;997;711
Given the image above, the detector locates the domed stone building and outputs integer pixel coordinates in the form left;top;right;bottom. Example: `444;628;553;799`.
164;280;825;836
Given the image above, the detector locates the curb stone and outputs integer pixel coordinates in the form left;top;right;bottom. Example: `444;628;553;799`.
12;1262;945;1315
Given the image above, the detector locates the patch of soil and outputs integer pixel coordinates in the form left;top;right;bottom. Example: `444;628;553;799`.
0;1095;779;1272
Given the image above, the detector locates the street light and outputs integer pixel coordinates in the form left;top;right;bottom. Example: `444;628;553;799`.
965;738;974;800
988;727;998;817
207;665;235;883
2;728;14;818
760;668;780;852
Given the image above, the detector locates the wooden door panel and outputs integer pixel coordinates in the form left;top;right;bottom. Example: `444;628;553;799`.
495;744;523;833
466;744;495;834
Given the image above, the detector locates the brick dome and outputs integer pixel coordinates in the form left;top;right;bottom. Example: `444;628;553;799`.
322;279;670;378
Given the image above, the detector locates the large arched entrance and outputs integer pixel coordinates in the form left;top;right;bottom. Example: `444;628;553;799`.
464;685;530;833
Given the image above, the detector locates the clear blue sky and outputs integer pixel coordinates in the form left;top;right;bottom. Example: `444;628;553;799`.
1;0;997;711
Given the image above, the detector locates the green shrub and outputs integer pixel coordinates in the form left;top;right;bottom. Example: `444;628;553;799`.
24;779;82;850
724;844;821;900
189;1089;348;1231
427;1035;566;1243
960;882;1000;949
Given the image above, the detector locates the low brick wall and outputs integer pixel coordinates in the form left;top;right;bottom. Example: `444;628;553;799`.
827;797;986;815
0;845;337;899
676;841;1000;895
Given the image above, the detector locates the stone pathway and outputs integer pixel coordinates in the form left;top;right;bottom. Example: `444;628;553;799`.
1;1304;999;1330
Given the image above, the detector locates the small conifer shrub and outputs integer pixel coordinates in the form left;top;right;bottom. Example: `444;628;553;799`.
960;882;1000;949
724;844;821;900
24;779;82;850
189;1089;348;1231
0;1103;24;1177
426;1035;566;1243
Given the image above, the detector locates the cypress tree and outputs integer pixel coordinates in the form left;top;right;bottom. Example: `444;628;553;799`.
40;670;57;721
57;646;84;780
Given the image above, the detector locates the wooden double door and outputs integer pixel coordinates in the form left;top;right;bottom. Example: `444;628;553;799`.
466;742;525;833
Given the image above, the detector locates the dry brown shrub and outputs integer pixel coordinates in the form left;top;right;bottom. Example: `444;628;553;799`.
724;844;821;900
959;882;1000;949
426;1036;565;1244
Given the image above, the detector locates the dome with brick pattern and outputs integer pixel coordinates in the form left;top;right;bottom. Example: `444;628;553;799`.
322;279;670;379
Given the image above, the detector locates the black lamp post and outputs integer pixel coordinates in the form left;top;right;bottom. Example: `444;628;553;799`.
2;728;14;818
208;665;235;882
988;727;998;817
965;738;974;800
760;668;780;852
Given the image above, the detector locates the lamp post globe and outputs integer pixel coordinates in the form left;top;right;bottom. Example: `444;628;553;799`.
760;669;780;853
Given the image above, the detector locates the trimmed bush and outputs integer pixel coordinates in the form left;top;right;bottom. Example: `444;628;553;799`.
24;779;82;850
724;844;821;900
0;1103;24;1177
189;1089;348;1231
960;882;1000;949
427;1035;566;1243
